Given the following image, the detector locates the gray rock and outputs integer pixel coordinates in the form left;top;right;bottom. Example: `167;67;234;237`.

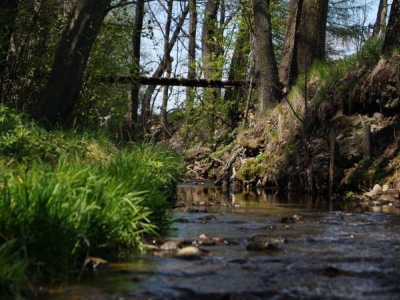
373;112;384;121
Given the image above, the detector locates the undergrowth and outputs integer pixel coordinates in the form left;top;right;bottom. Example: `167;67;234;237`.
0;105;183;297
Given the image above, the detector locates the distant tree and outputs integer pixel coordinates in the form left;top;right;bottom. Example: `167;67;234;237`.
141;3;189;133
130;0;145;131
185;0;198;111
383;0;400;55
35;0;111;127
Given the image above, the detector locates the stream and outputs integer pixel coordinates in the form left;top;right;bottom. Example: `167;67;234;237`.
41;182;400;299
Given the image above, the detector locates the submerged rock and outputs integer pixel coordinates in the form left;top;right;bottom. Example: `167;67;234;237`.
246;235;285;252
281;214;304;224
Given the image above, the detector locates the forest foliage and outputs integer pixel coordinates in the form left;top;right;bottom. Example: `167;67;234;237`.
0;0;398;297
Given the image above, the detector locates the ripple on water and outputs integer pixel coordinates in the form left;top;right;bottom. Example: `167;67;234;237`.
39;185;400;300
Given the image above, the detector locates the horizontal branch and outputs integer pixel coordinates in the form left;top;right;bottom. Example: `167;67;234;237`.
100;76;253;88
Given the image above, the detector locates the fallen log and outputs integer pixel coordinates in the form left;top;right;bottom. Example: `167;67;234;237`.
100;76;253;88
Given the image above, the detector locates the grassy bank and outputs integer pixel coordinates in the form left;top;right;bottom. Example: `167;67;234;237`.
0;105;183;297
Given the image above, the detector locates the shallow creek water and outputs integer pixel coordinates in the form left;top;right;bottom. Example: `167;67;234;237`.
42;182;400;299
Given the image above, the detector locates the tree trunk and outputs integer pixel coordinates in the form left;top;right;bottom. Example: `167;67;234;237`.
279;0;302;89
383;0;400;56
35;0;110;127
185;0;197;111
297;0;329;73
131;0;145;132
202;0;219;80
0;0;19;104
224;15;250;128
201;0;220;132
160;0;174;138
252;0;281;115
373;0;388;38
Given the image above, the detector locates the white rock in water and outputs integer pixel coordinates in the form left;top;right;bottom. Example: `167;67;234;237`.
160;241;180;250
176;246;200;257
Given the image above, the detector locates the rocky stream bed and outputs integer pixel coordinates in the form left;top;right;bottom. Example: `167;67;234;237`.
38;182;400;300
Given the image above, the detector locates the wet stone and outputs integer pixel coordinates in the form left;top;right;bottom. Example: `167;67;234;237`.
246;242;280;252
199;215;217;221
160;240;181;250
281;214;304;224
187;207;208;213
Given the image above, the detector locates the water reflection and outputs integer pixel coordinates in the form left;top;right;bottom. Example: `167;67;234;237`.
39;183;400;300
177;181;338;213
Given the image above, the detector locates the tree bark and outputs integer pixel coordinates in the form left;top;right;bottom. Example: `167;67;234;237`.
185;0;197;111
373;0;388;38
224;15;250;128
383;0;400;56
297;0;329;73
131;0;145;131
35;0;111;127
252;0;281;115
0;0;19;104
279;0;302;89
202;0;220;80
160;0;174;137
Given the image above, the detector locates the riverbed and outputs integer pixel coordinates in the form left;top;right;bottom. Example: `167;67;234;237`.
40;182;400;299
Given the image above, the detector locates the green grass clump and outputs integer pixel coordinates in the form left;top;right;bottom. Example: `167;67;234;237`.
0;105;184;295
0;239;30;298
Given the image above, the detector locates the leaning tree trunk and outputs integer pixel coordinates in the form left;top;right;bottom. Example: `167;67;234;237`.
35;0;111;127
373;0;388;38
0;0;19;104
252;0;281;115
278;0;302;89
382;0;400;56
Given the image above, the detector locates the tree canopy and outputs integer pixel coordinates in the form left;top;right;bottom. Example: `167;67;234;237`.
0;0;396;139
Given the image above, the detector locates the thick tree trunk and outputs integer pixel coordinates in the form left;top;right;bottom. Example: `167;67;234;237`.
35;0;110;127
297;0;329;73
202;0;219;80
0;0;19;104
373;0;388;38
279;0;302;89
202;0;220;131
252;0;281;114
224;16;250;128
383;0;400;56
